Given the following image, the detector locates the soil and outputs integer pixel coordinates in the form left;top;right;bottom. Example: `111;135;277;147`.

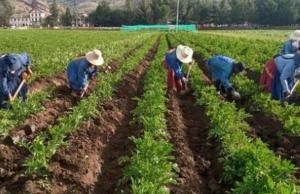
194;50;300;183
166;92;229;194
27;42;144;95
0;39;159;194
246;111;300;180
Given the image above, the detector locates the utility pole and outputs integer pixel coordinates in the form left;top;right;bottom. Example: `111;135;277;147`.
176;0;179;32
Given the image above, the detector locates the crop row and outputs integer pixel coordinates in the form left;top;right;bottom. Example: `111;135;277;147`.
0;30;146;81
0;33;153;137
170;32;300;136
21;35;159;176
121;37;176;193
168;34;299;193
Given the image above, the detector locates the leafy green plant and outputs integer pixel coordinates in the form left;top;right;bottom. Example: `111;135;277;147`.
121;38;176;194
23;35;159;176
168;34;299;193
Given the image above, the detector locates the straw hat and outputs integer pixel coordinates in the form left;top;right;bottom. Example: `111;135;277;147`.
176;45;193;64
86;49;104;66
290;30;300;41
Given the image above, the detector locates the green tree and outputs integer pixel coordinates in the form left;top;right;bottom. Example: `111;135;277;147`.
150;0;170;23
45;0;60;26
136;0;152;24
89;2;112;26
0;0;13;26
274;0;298;25
255;0;278;25
61;7;73;26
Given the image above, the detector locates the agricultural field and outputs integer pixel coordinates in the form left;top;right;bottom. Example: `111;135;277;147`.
0;29;299;194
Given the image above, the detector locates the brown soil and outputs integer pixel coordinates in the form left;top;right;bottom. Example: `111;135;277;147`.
194;50;300;181
28;42;144;95
0;39;160;194
167;92;228;194
246;112;300;180
0;42;149;193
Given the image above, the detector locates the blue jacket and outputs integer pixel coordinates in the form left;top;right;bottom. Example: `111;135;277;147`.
165;50;183;79
67;58;97;91
280;40;297;55
0;54;29;96
207;55;235;89
274;54;300;93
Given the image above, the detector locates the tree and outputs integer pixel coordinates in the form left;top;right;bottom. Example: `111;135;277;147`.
255;0;278;25
61;8;73;26
218;0;231;24
89;2;113;26
150;0;170;23
135;0;152;24
45;0;59;26
126;0;134;11
229;0;255;24
274;0;298;25
0;0;13;26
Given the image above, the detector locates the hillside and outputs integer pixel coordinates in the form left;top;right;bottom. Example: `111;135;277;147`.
12;0;136;15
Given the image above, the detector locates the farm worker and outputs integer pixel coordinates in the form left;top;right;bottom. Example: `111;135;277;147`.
207;55;245;100
67;49;104;97
163;45;194;94
280;30;300;55
271;49;300;101
0;53;32;109
260;54;279;93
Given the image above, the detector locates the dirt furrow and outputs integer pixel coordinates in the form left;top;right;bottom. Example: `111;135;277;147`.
0;40;159;194
0;44;144;191
167;92;227;194
246;112;300;180
194;52;300;182
28;42;144;95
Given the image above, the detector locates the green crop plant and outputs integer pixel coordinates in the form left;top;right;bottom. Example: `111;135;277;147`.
23;35;159;176
121;38;176;194
170;32;300;136
167;33;298;193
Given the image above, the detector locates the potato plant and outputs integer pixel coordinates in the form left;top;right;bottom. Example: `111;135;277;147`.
121;38;176;194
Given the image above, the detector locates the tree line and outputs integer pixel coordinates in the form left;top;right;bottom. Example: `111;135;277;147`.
89;0;300;26
1;0;300;27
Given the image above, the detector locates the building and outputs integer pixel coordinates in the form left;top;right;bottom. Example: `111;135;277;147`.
30;9;48;26
72;13;89;27
9;14;31;27
9;0;50;27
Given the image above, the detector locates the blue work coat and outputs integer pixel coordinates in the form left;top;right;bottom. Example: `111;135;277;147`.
67;58;97;91
280;40;297;55
0;54;29;109
207;55;235;90
165;51;184;80
272;54;300;101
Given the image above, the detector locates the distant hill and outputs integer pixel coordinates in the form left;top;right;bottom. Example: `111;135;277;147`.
13;0;138;15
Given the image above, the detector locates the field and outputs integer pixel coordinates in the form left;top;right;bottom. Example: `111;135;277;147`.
0;29;299;194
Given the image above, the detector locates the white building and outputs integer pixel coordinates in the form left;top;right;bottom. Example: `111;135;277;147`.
72;14;89;27
9;0;50;27
9;14;31;27
30;9;47;26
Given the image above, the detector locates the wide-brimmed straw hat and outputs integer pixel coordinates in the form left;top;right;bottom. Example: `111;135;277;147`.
86;49;104;66
176;45;193;64
290;30;300;41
